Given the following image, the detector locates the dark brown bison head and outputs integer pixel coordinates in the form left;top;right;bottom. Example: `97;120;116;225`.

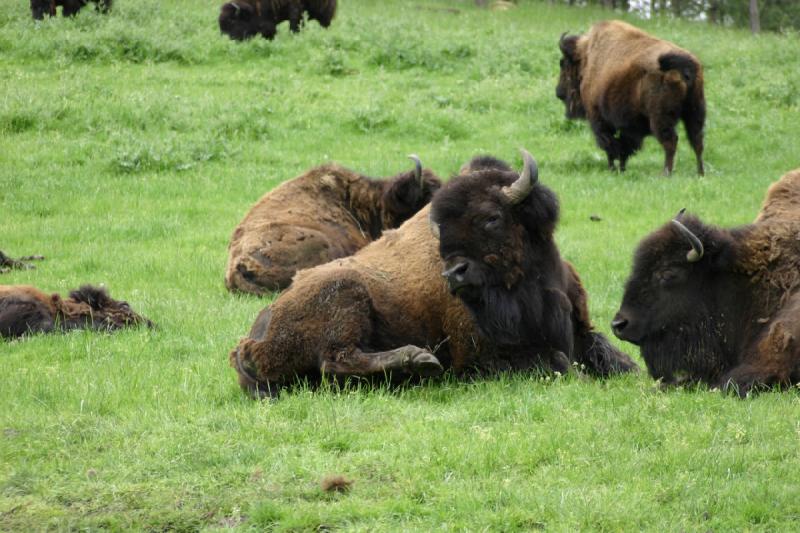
458;155;512;175
430;150;566;347
30;0;56;20
67;285;154;331
556;33;586;120
380;155;442;229
219;2;276;41
612;211;743;383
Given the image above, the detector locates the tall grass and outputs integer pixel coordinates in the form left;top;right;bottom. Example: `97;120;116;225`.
2;0;800;530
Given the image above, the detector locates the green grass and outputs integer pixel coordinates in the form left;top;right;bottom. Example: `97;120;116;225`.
2;0;800;530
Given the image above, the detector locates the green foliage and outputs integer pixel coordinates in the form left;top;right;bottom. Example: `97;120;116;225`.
2;0;800;530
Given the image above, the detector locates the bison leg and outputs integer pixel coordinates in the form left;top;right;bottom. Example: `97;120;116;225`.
590;118;619;171
682;104;706;176
288;2;303;32
651;119;678;175
321;345;444;378
574;331;639;377
618;130;645;172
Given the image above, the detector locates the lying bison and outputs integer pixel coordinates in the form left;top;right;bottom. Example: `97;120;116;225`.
230;151;637;398
0;251;44;274
30;0;112;20
219;0;337;41
225;156;441;294
0;284;153;339
557;20;705;175
612;168;800;396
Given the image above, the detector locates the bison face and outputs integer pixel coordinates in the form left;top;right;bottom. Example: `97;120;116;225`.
613;213;738;382
381;155;442;229
30;0;55;20
68;285;154;331
556;34;586;120
431;151;561;345
219;2;276;41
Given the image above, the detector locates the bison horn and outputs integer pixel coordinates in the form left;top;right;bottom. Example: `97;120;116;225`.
671;211;704;262
502;149;538;204
428;210;440;240
231;1;241;14
408;154;423;189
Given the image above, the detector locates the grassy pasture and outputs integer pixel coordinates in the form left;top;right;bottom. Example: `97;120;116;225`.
2;0;800;530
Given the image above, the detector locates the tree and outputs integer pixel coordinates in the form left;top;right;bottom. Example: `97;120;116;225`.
749;0;761;33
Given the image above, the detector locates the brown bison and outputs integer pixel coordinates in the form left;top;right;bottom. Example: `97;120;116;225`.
230;151;637;398
225;156;441;294
612;168;800;396
0;284;153;339
30;0;112;20
557;20;705;175
219;0;336;41
0;251;44;274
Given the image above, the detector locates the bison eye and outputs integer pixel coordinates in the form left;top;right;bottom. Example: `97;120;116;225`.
656;269;684;288
483;215;501;230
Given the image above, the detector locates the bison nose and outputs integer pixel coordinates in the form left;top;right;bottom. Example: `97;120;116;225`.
611;315;628;337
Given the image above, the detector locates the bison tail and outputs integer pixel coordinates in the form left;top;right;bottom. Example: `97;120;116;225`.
576;332;640;377
658;53;698;85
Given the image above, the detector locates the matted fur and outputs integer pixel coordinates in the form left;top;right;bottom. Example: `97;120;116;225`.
225;161;440;294
0;284;153;338
614;169;800;395
556;20;706;175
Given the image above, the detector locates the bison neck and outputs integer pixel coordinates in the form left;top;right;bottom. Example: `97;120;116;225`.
642;272;757;385
345;178;386;240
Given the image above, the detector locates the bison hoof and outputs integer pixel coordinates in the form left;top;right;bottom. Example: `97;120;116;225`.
410;351;444;377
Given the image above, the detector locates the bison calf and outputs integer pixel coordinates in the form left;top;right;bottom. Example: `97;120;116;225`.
219;0;337;41
557;20;705;175
30;0;112;20
0;284;152;339
613;168;800;396
230;150;637;399
225;156;441;294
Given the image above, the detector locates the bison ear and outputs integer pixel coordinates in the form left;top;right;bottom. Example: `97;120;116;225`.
559;33;580;63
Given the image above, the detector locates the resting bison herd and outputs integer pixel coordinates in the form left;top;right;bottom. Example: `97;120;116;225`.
9;6;800;399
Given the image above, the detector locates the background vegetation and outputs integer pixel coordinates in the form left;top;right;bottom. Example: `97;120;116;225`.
2;0;799;530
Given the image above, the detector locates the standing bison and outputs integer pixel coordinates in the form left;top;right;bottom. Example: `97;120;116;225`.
218;0;337;41
30;0;112;20
225;157;441;294
612;168;800;396
230;150;637;398
0;284;153;339
557;20;705;175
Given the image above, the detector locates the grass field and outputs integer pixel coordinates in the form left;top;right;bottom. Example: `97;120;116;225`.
2;0;800;530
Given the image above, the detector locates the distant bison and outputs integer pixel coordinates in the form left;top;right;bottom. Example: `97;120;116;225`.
219;0;337;41
0;284;153;339
557;20;705;175
225;156;441;294
230;151;637;398
30;0;112;20
612;168;800;396
0;250;44;274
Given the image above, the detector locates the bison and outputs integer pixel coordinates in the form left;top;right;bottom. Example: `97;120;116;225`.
0;250;44;274
229;150;637;398
556;20;705;175
0;284;153;339
218;0;337;41
225;156;441;294
612;168;800;396
30;0;112;20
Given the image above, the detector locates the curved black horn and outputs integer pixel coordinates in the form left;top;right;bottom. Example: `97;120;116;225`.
670;211;704;262
502;149;538;204
408;154;423;189
231;1;241;15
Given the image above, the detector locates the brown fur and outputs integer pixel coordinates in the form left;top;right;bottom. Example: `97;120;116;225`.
30;0;112;20
557;20;706;175
320;475;352;493
0;284;153;339
225;162;441;294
